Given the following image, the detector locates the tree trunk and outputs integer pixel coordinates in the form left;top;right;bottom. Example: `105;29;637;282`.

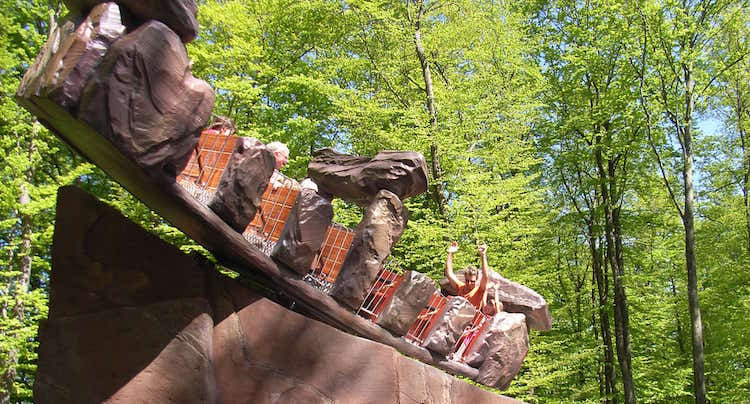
574;267;585;386
589;220;617;404
17;126;37;300
742;133;750;256
592;280;605;402
411;0;446;214
611;155;635;403
0;349;17;404
1;130;37;404
669;271;686;354
1;150;32;404
15;183;32;321
18;184;32;296
737;83;750;256
595;139;635;404
682;63;706;404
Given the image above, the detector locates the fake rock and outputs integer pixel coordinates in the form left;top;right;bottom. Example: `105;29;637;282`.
308;148;429;206
208;138;275;233
331;190;408;309
77;21;214;177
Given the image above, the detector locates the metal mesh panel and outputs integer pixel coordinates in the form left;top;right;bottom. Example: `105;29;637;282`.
178;130;238;193
405;292;447;345
244;172;300;244
177;178;213;205
306;224;355;290
449;311;487;362
356;268;404;322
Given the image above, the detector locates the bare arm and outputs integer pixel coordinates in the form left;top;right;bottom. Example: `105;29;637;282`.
445;242;464;289
471;242;490;307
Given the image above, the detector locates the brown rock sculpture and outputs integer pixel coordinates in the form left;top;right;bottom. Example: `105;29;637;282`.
422;296;477;356
36;186;520;403
376;270;437;336
208;138;275;233
16;3;126;111
77;20;214;178
490;272;552;331
465;312;530;390
271;188;334;275
331;190;408;309
63;0;200;43
308;148;429;206
441;270;552;331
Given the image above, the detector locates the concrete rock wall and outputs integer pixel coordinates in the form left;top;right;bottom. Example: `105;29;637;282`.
35;186;521;404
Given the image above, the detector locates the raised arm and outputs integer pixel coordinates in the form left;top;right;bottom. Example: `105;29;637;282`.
445;242;464;289
472;242;490;306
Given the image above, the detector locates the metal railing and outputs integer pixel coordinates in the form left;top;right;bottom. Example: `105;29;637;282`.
356;268;404;322
449;311;487;362
243;172;300;254
405;291;447;345
305;224;356;292
178;130;238;193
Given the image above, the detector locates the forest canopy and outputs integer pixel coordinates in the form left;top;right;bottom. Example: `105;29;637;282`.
1;0;749;402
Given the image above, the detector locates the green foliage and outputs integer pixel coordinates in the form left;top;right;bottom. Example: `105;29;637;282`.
0;0;69;399
1;0;750;402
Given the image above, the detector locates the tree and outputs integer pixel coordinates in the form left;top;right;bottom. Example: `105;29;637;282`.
631;1;750;401
712;4;750;255
529;1;646;401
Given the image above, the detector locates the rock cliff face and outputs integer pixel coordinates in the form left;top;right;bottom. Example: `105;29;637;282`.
35;186;521;404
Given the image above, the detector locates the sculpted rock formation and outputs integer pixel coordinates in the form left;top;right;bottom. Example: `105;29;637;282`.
331;190;408;309
441;270;551;331
308;148;429;206
77;20;214;177
465;312;530;390
17;1;544;392
208;138;275;233
423;296;477;356
376;270;437;336
490;272;552;331
63;0;200;43
35;186;520;403
16;2;126;111
271;188;334;275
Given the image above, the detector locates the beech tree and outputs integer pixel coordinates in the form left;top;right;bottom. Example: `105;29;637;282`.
529;1;644;401
631;1;750;401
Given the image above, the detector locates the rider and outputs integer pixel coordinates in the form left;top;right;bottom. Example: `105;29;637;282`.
444;241;502;315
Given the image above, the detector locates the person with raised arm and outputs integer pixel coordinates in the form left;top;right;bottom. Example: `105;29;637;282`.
444;241;502;315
